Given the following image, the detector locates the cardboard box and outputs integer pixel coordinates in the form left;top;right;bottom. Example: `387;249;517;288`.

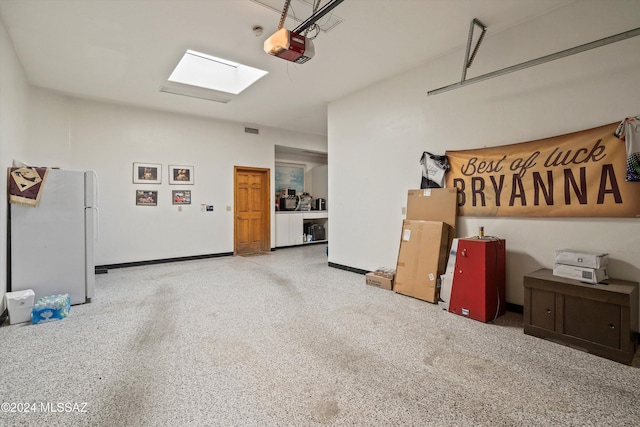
555;249;609;269
365;272;394;290
406;188;458;224
406;187;458;276
394;188;458;303
394;220;450;303
372;268;395;279
553;264;609;284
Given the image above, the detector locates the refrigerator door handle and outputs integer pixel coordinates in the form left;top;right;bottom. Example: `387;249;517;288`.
84;170;99;303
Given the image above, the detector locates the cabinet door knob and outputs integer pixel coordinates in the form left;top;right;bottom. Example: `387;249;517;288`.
546;309;552;314
609;324;615;329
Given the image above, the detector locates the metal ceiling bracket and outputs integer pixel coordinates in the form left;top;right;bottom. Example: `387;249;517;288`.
461;18;487;82
429;26;640;96
293;0;344;34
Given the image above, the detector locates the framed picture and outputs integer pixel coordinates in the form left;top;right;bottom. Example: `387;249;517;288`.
136;190;158;206
133;163;161;184
275;163;304;194
169;165;194;185
172;190;191;205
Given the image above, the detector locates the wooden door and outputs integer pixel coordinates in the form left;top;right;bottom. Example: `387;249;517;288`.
234;166;270;255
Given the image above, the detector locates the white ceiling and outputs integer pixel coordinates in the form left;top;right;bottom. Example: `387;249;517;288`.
0;0;574;136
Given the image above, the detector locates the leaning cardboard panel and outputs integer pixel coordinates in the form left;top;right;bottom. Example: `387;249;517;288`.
394;220;450;303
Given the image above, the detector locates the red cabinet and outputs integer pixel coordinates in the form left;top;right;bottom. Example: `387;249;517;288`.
448;238;506;322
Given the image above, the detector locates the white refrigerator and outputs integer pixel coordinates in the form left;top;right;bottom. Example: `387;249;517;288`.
10;169;98;305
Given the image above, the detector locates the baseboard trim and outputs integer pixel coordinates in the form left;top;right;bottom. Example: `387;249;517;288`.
330;262;525;314
96;252;234;271
273;241;328;250
328;262;369;275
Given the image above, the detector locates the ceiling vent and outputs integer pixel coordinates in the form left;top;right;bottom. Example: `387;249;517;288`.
244;127;260;134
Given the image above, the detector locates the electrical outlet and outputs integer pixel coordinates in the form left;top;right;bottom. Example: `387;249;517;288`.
402;207;407;215
178;206;182;212
226;206;231;211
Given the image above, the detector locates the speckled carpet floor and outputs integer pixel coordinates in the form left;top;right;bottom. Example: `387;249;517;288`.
1;245;639;426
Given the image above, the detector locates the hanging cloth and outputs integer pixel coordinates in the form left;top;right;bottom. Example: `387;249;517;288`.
8;166;49;206
614;115;640;182
419;151;449;188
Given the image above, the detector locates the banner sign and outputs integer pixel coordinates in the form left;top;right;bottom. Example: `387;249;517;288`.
445;123;640;217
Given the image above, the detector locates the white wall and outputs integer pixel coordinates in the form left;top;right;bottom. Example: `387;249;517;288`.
310;165;328;202
0;16;29;311
25;89;326;265
328;1;640;309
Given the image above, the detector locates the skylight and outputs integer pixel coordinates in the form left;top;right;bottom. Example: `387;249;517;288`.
168;50;268;95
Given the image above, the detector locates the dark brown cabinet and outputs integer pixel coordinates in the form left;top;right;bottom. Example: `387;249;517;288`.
523;268;638;364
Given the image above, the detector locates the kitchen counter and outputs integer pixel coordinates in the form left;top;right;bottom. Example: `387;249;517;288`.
275;211;328;247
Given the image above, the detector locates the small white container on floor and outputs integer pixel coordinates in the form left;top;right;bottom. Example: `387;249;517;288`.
5;289;35;325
